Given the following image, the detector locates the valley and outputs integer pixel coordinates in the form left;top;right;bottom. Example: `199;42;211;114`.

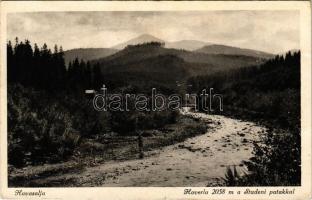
7;33;300;187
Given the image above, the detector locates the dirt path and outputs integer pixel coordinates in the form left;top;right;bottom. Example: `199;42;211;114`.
58;108;267;187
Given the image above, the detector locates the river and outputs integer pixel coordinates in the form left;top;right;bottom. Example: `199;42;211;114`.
66;107;268;186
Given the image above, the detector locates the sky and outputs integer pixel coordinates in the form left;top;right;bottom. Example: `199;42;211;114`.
7;11;299;54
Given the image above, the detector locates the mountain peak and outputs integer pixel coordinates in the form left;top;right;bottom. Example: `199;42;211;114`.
136;33;162;40
112;34;164;49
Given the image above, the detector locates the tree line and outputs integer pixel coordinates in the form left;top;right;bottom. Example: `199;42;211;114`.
188;51;300;130
188;51;300;94
7;38;103;92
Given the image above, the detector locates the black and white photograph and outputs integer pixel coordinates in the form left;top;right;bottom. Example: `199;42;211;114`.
0;1;311;199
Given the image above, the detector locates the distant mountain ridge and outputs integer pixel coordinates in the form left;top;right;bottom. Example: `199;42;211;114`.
62;35;275;93
195;44;274;59
166;40;211;51
111;34;274;58
64;34;274;65
91;42;266;90
111;34;211;51
95;42;264;70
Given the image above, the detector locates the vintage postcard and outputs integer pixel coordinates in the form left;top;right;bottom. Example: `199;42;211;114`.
0;1;311;200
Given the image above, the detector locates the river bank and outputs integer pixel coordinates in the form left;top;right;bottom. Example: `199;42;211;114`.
9;108;267;187
8;110;210;187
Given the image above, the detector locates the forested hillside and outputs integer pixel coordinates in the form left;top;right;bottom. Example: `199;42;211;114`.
188;51;301;185
64;48;118;66
96;42;264;69
188;51;300;129
7;39;100;91
92;42;266;93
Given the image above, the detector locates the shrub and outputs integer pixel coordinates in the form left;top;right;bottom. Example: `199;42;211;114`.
223;128;300;186
8;84;110;167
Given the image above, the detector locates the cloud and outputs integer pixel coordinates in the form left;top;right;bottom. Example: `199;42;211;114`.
7;11;299;53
